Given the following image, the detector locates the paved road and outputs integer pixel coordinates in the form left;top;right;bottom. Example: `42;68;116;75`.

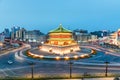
0;44;120;78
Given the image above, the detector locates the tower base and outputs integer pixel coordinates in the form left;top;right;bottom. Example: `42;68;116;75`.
39;44;80;55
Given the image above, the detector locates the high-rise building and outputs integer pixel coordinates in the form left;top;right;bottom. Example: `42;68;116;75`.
11;26;20;39
11;26;20;32
0;33;5;42
3;28;10;38
16;28;26;41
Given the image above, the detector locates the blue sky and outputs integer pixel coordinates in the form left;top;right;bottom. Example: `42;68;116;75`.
0;0;120;33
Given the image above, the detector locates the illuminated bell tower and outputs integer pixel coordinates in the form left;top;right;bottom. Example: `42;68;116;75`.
47;24;77;46
41;24;80;54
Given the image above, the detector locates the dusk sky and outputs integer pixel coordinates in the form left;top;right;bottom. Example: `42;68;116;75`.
0;0;120;33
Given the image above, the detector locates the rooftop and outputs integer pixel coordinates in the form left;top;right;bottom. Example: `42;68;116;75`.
49;24;72;33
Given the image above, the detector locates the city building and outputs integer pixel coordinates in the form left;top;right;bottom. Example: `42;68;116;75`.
90;30;110;38
3;28;10;38
105;29;120;46
73;29;97;43
40;24;80;54
16;28;26;41
11;26;20;39
25;30;45;43
0;33;5;47
73;29;89;43
0;33;5;42
89;35;98;42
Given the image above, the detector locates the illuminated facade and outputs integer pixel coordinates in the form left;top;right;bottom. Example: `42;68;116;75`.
40;24;80;55
106;29;120;46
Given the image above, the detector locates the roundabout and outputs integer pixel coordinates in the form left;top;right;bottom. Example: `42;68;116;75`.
25;47;96;60
25;25;97;61
1;43;120;79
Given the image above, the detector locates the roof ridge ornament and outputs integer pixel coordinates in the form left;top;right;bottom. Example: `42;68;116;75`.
59;24;63;32
49;24;72;33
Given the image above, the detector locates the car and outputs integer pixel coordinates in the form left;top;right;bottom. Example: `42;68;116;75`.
7;60;13;64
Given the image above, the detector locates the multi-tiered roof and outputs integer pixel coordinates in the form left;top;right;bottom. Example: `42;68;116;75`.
49;24;72;33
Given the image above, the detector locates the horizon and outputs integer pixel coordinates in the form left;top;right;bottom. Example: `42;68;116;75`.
1;24;117;34
0;0;120;33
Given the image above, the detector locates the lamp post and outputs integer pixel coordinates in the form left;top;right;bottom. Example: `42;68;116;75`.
68;61;73;79
0;48;1;54
105;51;110;77
105;61;109;77
68;48;73;79
28;62;35;80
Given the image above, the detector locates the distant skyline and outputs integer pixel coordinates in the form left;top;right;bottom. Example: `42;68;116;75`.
0;0;120;33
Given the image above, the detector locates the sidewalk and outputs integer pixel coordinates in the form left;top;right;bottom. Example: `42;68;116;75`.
84;77;114;80
51;77;117;80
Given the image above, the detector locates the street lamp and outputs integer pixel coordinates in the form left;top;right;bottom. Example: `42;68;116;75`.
104;61;109;77
68;48;73;79
28;62;35;80
68;61;73;79
105;51;110;77
0;47;1;54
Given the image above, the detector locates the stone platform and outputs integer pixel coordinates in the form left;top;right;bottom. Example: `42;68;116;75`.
26;47;94;60
40;44;80;55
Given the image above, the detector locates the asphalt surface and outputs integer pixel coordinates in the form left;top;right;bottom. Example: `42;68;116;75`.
0;44;120;78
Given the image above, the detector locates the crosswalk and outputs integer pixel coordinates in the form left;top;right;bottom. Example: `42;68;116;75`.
0;66;19;77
